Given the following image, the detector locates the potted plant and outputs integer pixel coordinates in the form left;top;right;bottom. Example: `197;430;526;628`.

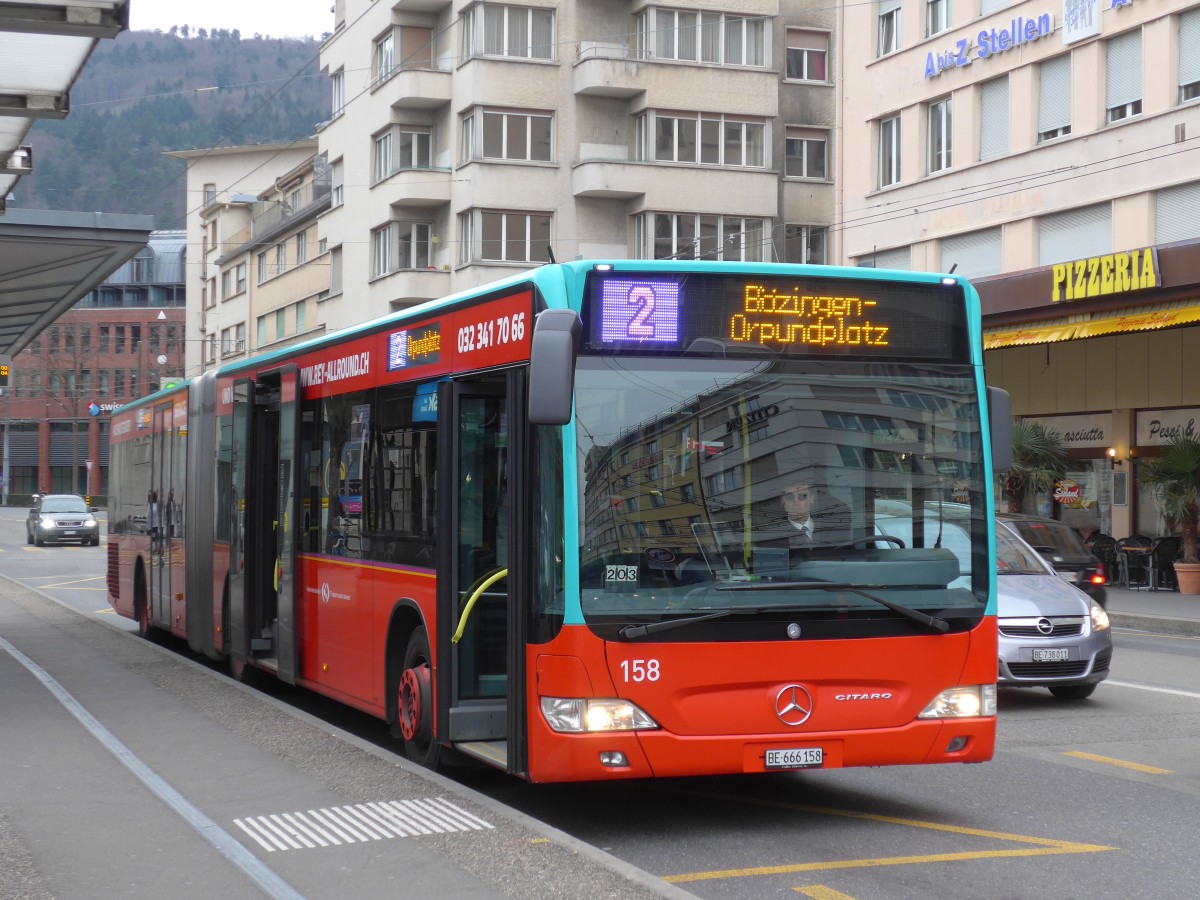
1138;433;1200;594
1001;421;1066;514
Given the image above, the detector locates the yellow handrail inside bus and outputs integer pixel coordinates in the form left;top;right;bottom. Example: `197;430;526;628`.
452;567;508;645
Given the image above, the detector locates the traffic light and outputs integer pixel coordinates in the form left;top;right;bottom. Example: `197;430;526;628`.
0;362;9;388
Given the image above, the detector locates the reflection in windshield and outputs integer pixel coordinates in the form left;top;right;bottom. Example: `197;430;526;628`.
574;357;988;629
42;499;89;514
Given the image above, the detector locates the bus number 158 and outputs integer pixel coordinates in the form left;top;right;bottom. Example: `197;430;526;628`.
620;659;660;682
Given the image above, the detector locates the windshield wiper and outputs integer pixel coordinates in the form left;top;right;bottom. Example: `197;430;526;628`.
715;580;950;634
618;603;819;639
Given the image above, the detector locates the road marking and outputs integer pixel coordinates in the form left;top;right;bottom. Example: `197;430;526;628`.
795;886;859;899
660;791;1114;885
1062;751;1173;774
234;799;493;853
1106;679;1200;700
0;634;305;900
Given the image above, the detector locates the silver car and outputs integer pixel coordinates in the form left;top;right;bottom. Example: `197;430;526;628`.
995;523;1112;700
874;501;1112;700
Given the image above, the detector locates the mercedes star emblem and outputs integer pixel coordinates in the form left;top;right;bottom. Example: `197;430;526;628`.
775;684;814;726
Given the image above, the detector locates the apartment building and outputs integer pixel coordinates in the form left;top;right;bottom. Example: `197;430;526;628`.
315;0;836;331
837;0;1200;539
0;231;185;500
169;141;324;375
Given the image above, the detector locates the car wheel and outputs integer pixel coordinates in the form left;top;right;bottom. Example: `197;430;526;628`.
1049;684;1097;700
26;529;33;545
34;533;45;547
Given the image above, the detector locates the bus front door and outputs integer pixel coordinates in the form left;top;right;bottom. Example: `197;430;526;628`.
439;379;520;770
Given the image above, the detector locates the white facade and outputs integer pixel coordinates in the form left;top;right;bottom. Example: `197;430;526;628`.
317;0;837;327
835;0;1200;273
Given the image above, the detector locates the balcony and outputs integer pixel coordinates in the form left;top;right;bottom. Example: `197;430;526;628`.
379;167;452;208
383;66;452;111
573;42;644;98
374;267;452;306
573;158;779;217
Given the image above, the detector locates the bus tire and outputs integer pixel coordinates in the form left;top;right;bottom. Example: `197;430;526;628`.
398;629;439;770
135;571;153;640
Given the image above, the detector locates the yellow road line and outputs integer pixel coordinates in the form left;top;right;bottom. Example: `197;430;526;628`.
1063;751;1173;774
660;789;1115;885
795;885;860;899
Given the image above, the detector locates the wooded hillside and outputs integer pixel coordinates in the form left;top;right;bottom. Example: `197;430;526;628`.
14;28;329;229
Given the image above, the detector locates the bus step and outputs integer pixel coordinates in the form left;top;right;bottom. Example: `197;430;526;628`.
250;638;273;651
454;740;508;771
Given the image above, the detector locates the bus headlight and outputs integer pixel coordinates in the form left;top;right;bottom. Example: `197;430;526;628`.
540;697;658;733
918;684;996;719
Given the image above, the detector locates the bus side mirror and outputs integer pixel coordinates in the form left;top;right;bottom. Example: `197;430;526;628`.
528;309;581;425
988;387;1012;472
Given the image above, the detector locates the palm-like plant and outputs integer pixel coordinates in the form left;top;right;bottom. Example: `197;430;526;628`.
1138;433;1200;564
1001;421;1067;514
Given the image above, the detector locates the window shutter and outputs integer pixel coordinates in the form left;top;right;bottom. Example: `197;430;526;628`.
861;246;911;270
1038;55;1072;133
1156;180;1200;244
1180;10;1200;87
1106;31;1142;109
979;77;1009;160
980;0;1008;14
940;229;1002;280
1039;204;1111;266
879;0;900;12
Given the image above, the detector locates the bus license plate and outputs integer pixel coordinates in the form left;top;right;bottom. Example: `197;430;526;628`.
1032;648;1069;662
765;747;823;769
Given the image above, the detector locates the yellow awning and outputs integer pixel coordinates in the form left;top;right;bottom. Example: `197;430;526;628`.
984;300;1200;349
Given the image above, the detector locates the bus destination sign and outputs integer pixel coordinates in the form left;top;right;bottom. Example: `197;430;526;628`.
582;271;968;362
387;323;442;371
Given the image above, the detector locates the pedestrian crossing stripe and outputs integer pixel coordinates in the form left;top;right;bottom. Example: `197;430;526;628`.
234;798;493;852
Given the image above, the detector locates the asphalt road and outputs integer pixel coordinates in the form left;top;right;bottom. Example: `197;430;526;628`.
4;508;1199;899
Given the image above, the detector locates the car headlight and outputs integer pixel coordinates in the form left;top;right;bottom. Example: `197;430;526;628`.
83;518;97;528
39;516;55;528
918;684;996;719
1089;602;1111;632
540;697;658;733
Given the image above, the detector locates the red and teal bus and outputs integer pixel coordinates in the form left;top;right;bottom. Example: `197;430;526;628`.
106;260;1011;782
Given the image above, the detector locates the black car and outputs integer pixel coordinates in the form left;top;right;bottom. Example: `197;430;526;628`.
998;512;1107;608
26;494;101;546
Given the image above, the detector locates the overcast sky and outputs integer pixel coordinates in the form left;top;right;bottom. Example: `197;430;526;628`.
129;1;334;40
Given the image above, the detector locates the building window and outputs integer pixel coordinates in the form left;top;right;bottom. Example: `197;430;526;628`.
296;230;307;264
1181;10;1200;102
878;0;901;57
276;309;286;341
374;29;396;84
927;97;952;173
879;115;901;187
373;129;393;183
1038;54;1072;143
783;225;827;265
926;0;950;38
634;8;765;66
462;4;554;61
785;128;827;178
257;251;269;284
478;109;552;161
398;222;434;269
459;210;551;264
1038;203;1111;267
331;68;345;116
979;76;1009;160
786;30;828;81
372;223;395;277
638;213;766;261
203;183;216;207
236;262;247;293
640;112;764;167
296;300;307;333
274;242;286;276
257;316;267;347
1106;30;1142;123
939;228;1002;280
331;159;344;207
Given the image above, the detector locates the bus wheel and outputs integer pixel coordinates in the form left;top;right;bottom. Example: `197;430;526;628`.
135;577;152;639
398;630;439;769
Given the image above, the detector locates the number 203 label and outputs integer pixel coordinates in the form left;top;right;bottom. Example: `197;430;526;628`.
620;659;660;682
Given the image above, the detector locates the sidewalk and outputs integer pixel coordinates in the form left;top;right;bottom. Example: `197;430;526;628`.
1104;584;1200;636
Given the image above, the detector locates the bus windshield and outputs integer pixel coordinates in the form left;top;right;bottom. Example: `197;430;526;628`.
574;355;989;637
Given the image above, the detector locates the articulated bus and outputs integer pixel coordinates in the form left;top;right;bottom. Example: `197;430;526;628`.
106;260;1012;783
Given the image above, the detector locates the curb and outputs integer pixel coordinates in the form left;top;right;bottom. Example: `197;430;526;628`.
1108;612;1200;637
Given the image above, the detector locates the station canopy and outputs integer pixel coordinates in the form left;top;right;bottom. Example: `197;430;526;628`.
0;2;151;358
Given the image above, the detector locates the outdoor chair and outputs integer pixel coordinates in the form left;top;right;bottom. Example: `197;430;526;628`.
1149;536;1183;592
1086;534;1119;583
1116;536;1154;589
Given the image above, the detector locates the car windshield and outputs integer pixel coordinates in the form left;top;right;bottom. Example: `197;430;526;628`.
573;356;990;636
1007;519;1089;556
41;498;88;514
996;527;1051;575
